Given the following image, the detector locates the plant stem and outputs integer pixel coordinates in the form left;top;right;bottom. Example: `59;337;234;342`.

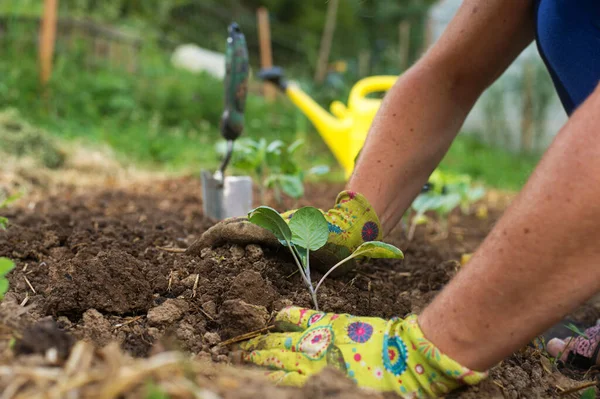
286;242;311;289
304;248;319;310
314;253;357;296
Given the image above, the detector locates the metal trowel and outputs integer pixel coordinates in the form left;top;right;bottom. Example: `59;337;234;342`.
201;23;253;221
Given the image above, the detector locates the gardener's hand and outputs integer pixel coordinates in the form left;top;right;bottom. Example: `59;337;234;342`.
237;306;487;398
186;191;382;273
547;325;600;369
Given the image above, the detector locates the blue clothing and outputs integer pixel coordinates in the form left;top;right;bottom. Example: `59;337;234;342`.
535;0;600;115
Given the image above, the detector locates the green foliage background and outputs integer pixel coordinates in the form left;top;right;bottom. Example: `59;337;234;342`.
0;0;540;189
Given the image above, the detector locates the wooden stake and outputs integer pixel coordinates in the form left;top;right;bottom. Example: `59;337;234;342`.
398;20;411;71
39;0;59;87
257;7;276;102
314;0;339;83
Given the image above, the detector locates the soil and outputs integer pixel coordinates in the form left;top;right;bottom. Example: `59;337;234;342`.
0;176;599;398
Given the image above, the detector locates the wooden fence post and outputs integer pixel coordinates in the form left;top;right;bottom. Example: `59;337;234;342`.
314;0;339;83
398;20;411;71
257;7;276;102
39;0;59;87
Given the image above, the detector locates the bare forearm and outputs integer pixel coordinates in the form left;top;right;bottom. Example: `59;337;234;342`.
347;0;534;235
420;84;600;371
348;63;477;235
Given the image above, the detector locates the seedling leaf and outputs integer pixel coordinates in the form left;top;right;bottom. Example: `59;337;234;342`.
0;217;7;230
315;241;403;295
580;388;596;399
0;279;8;298
351;241;405;260
565;323;589;340
308;165;330;176
0;258;15;276
289;207;329;251
248;206;292;245
280;174;304;199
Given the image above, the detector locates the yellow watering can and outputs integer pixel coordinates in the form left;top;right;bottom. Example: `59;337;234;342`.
259;67;398;179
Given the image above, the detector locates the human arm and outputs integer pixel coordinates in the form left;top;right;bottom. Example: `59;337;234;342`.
419;82;600;371
349;0;535;235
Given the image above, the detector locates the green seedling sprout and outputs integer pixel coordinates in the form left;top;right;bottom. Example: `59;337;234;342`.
248;206;403;310
0;257;15;300
217;138;329;204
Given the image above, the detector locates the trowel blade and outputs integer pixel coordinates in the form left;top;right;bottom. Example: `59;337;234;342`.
201;170;253;220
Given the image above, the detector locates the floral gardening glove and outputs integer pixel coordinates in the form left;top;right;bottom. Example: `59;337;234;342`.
186;191;382;274
239;307;488;398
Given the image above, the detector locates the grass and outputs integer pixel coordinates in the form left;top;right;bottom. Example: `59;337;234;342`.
0;20;540;191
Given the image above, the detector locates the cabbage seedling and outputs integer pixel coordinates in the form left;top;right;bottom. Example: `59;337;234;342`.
0;257;15;300
248;206;403;310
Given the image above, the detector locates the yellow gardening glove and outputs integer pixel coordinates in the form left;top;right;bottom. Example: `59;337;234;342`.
239;307;488;398
186;191;382;273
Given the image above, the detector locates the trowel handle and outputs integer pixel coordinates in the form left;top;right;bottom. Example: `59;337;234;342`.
220;22;249;142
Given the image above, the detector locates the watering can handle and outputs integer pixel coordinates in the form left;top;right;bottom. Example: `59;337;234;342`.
220;23;249;142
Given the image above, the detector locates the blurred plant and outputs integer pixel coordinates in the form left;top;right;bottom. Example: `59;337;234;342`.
407;170;486;240
0;109;66;169
0;192;21;230
216;138;329;204
0;258;15;300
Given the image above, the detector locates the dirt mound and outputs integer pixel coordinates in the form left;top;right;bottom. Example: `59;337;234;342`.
0;177;598;398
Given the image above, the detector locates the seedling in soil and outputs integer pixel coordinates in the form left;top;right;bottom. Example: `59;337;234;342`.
0;257;15;300
406;176;485;241
248;206;403;310
217;138;329;204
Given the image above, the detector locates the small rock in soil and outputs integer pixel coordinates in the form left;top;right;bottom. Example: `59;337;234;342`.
219;299;269;339
245;244;263;261
226;270;277;308
272;298;294;312
230;245;245;260
202;300;218;318
80;309;113;347
181;274;198;288
204;331;221;346
44;249;153;315
14;318;75;363
147;299;189;326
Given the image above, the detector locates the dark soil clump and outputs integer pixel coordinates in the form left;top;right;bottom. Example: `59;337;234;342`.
0;176;598;398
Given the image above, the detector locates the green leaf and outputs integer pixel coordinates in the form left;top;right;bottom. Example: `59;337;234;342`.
288;139;304;154
0;217;8;230
565;323;589;339
0;278;8;298
0;192;21;208
0;258;15;276
248;206;292;245
280;174;304;199
308;165;330;176
266;140;284;153
289;207;329;251
580;388;596;399
351;241;404;260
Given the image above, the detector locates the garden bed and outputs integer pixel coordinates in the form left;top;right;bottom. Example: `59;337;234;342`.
0;177;597;398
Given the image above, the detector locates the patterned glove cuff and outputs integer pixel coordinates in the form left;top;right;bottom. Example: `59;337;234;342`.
400;314;489;395
333;191;383;242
